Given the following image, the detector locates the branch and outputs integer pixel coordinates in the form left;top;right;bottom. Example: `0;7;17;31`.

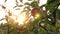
39;22;54;34
51;3;60;15
39;2;60;25
0;18;5;21
50;2;60;25
4;0;7;2
39;4;46;8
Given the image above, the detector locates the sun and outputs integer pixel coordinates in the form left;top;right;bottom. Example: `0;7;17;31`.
16;12;26;25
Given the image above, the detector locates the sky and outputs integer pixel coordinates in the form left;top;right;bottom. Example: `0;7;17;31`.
0;0;47;24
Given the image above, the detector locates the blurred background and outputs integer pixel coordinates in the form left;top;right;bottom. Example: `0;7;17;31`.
0;0;60;34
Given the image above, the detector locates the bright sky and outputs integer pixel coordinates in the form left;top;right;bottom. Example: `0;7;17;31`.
0;0;47;24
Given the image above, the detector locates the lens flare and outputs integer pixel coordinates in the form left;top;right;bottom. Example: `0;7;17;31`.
16;12;26;25
35;13;40;19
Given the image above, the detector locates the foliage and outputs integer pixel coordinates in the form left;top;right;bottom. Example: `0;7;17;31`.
0;0;60;34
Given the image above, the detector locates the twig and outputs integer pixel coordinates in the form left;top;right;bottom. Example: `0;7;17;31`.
0;18;5;21
0;5;6;9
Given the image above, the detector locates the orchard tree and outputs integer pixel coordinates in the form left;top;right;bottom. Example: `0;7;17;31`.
0;0;60;34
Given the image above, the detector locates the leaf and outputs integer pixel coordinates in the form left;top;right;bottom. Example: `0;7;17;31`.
40;27;46;34
30;1;38;8
50;25;57;34
47;0;57;4
56;9;60;20
46;0;59;11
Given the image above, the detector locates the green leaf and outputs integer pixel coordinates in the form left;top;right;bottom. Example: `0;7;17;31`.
46;0;59;11
56;9;60;20
47;0;57;4
30;1;38;8
40;27;46;34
